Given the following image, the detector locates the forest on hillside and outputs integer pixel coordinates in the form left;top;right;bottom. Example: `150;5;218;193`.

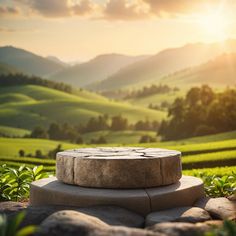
159;85;236;140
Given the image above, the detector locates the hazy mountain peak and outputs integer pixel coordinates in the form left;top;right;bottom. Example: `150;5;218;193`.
0;46;66;77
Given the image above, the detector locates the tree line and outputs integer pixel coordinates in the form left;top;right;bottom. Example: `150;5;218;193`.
29;114;160;144
19;144;63;159
125;84;179;99
0;73;72;93
158;85;236;140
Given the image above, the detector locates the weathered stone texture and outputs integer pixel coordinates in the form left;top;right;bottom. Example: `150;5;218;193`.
56;147;182;188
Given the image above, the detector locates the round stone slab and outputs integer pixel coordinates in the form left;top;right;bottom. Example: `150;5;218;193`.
56;147;182;188
29;176;205;216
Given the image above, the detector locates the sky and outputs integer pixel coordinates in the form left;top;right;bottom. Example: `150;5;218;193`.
0;0;236;61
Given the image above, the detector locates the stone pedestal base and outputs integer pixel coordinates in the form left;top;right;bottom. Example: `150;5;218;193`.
30;176;204;216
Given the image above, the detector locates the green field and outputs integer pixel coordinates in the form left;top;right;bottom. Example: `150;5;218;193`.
126;90;185;109
0;137;77;157
0;85;166;130
0;129;235;171
82;130;157;144
183;166;236;177
0;125;30;137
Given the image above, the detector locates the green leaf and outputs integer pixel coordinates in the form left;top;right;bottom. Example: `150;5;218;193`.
16;225;38;236
7;211;26;236
34;166;43;176
0;214;7;236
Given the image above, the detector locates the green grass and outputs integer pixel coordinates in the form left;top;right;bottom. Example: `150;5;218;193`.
127;90;185;108
0;85;166;130
0;161;55;172
133;131;236;155
0;125;30;137
183;166;236;177
181;150;236;169
0;137;78;157
0;129;236;170
0;156;55;165
183;150;236;164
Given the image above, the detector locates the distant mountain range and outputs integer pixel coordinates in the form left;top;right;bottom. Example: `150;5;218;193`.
1;39;236;91
0;46;66;77
49;54;149;87
0;62;21;75
88;39;236;91
46;56;69;68
160;53;236;86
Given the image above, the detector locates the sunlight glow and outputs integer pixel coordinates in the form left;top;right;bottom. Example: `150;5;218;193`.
197;10;231;39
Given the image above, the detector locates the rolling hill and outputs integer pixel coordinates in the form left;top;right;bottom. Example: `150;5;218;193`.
50;54;149;87
0;46;66;77
88;39;236;92
160;53;236;87
0;125;30;137
0;84;166;130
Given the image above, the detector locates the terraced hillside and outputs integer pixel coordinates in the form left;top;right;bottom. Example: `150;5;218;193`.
0;84;166;130
0;130;235;172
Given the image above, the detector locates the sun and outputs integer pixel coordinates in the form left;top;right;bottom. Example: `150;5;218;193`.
197;10;230;39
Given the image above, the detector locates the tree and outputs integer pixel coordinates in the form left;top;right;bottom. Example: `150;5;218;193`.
139;135;156;143
48;144;63;159
48;123;62;140
76;136;83;144
158;85;236;140
35;150;43;158
90;136;107;144
19;149;25;157
110;115;128;131
31;126;48;139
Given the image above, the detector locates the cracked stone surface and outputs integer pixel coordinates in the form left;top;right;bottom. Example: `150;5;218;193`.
56;147;182;188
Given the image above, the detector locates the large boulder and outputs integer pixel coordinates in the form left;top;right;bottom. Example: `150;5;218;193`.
7;205;144;228
0;201;28;215
145;207;211;226
148;221;223;236
37;210;159;236
78;205;144;228
194;197;236;220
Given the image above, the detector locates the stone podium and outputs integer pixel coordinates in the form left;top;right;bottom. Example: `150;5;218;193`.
30;147;205;215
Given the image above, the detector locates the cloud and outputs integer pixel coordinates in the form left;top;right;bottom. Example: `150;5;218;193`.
19;0;70;17
72;0;94;16
0;27;16;32
103;0;149;20
0;6;19;16
143;0;221;16
2;0;234;20
13;0;95;18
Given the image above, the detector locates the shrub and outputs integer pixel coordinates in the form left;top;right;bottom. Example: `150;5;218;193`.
90;136;107;144
0;165;50;201
193;172;236;197
139;135;157;143
205;220;236;236
18;150;25;157
0;211;37;236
